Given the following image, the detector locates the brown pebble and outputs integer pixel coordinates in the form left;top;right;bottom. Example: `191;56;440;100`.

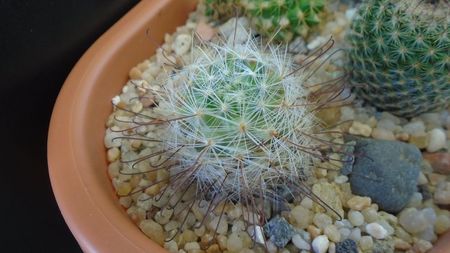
423;152;450;175
307;225;322;239
196;22;216;41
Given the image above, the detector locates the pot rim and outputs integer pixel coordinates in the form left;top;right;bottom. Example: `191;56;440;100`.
47;0;196;252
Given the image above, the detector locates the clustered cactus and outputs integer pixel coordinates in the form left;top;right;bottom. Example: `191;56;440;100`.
204;0;326;41
347;0;450;118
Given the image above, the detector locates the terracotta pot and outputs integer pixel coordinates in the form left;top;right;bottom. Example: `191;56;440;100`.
48;0;450;252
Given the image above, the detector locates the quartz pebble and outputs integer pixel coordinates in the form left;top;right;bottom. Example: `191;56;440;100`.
324;225;341;242
365;223;388;239
347;210;364;226
292;234;311;251
312;235;329;253
427;128;446;152
313;213;333;229
291;205;313;229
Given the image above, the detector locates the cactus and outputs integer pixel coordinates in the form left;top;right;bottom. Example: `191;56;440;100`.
347;0;450;117
204;0;326;41
111;27;348;237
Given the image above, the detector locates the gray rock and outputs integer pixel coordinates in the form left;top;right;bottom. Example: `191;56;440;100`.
345;135;421;213
264;216;295;248
335;239;358;253
372;239;395;253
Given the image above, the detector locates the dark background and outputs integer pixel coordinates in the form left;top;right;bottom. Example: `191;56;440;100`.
0;1;139;252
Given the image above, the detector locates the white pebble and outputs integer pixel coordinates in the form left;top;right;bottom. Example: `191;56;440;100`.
427;128;446;152
338;228;351;240
292;234;311;250
312;235;329;253
402;120;426;135
173;34;192;56
307;36;327;50
348;210;364;227
349;228;361;242
334;175;348;184
112;95;121;105
366;223;388;239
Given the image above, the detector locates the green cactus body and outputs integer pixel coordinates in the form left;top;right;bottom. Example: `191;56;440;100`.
204;0;326;41
348;0;450;117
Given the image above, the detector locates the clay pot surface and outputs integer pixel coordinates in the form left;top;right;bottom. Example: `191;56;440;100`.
48;0;450;252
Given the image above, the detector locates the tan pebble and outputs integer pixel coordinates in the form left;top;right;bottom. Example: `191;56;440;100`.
395;132;410;142
367;116;377;128
347;196;371;211
371;127;395;140
129;67;142;79
313;213;332;229
208;216;228;235
164;240;178;253
359;236;373;251
412;239;432;253
182;229;197;243
206;244;221;253
184;242;201;251
194;224;206;237
316;107;341;126
137;60;150;71
324;225;341;242
409;133;429;149
196;22;216;41
435;214;450;234
349;121;372;137
200;234;214;249
107;147;120;162
395;226;413;243
216;234;228;250
117;182;132;196
423;152;450;175
139;219;165;245
434;181;450;204
227;233;244;252
307;225;322;239
290;205;313;229
428;173;447;186
145;183;160;196
394;237;411;250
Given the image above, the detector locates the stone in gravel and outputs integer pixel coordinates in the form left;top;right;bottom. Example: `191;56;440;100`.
312;235;329;253
427;128;447;152
292;234;311;251
359;236;373;251
409;133;429;149
349;121;372;137
348;210;364;226
371;127;395;141
347;196;371;211
173;34;192;56
434;181;450;205
264;216;295;248
372;239;395;253
344;135;421;213
312;182;345;218
423;152;450;174
196;22;216;41
290;205;313;229
335;239;358;253
402;121;426;135
398;208;428;234
365;223;388;239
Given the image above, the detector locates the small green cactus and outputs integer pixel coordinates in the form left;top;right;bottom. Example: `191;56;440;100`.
204;0;326;41
348;0;450;117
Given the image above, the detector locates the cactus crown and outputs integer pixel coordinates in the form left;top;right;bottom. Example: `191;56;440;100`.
348;0;450;117
204;0;326;41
